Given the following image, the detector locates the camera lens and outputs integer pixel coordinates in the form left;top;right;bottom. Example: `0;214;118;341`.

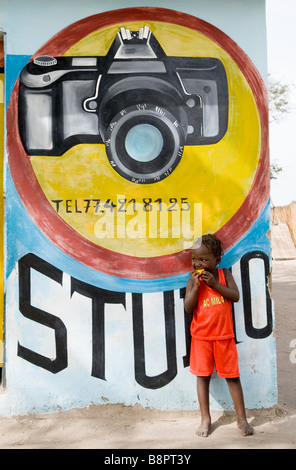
125;124;164;163
105;104;185;184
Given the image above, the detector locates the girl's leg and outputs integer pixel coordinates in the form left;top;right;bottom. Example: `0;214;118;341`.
196;376;211;437
226;377;253;436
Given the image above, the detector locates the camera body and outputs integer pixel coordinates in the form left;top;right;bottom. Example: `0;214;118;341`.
18;26;228;183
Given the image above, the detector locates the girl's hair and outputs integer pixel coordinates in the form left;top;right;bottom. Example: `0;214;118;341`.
192;233;223;258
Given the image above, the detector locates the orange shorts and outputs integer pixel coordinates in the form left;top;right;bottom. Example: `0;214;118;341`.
190;338;240;378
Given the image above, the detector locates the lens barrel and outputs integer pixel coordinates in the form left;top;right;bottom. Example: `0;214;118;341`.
104;104;185;184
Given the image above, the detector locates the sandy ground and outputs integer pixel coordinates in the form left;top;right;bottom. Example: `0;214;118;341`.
0;259;295;450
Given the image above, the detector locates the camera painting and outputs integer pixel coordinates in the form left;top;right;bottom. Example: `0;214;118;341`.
10;14;268;280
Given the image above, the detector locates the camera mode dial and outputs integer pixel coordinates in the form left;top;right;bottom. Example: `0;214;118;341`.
33;56;58;67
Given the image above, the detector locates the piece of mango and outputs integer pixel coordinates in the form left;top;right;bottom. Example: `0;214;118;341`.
195;269;204;275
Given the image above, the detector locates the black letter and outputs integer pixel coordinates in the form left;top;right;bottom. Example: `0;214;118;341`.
18;254;67;373
132;291;177;389
179;287;192;368
240;251;273;339
51;199;63;212
71;278;125;380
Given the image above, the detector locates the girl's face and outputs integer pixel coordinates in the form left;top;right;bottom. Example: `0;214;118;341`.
191;243;220;273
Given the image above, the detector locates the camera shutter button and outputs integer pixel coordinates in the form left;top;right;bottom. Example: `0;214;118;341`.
33;56;57;67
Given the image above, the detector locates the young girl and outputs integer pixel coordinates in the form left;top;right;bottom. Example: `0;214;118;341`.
185;234;253;437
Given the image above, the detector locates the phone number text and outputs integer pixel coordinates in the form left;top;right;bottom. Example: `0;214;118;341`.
51;198;191;214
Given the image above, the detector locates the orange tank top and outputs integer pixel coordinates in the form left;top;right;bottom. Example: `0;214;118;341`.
190;268;234;340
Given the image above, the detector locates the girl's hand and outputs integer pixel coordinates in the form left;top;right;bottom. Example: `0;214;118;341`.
190;270;201;288
200;270;217;288
199;268;240;302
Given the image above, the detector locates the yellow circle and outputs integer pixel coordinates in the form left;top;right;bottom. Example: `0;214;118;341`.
31;21;260;258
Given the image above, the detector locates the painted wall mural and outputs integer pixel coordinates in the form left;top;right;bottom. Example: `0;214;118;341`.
3;6;276;414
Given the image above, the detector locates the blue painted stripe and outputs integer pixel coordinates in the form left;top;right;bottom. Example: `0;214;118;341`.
6;163;270;293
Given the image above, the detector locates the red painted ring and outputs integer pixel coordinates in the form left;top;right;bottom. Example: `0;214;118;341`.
7;8;269;279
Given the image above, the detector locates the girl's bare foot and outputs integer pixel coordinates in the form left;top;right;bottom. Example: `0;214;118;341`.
237;418;254;436
197;418;211;437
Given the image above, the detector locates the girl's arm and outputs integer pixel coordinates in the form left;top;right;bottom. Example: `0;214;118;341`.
184;271;200;313
200;268;240;302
